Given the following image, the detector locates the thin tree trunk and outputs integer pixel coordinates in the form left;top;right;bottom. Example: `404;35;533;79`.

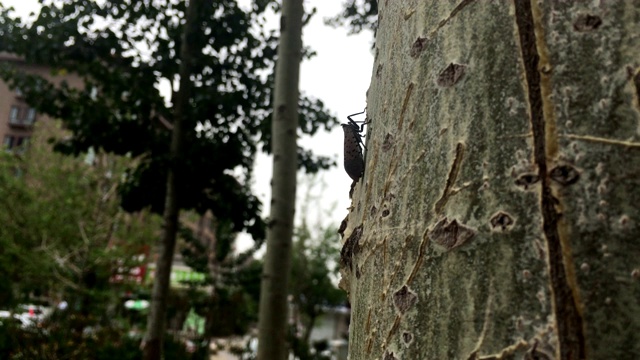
303;312;317;346
142;0;206;358
204;212;218;360
342;1;640;359
256;0;303;359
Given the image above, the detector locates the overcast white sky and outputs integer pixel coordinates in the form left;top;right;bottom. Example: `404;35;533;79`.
1;0;375;249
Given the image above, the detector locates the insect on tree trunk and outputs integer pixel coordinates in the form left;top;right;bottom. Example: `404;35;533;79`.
256;0;303;359
341;1;640;359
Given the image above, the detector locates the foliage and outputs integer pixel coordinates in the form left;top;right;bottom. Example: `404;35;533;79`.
290;223;345;327
325;0;378;36
0;2;349;355
0;0;338;242
202;285;259;337
0;319;205;360
0;121;157;304
287;176;347;360
178;218;264;337
0;121;162;357
232;217;345;360
175;176;346;356
288;222;345;360
0;156;34;308
0;3;338;354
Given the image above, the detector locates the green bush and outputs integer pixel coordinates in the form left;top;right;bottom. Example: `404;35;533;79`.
0;318;205;360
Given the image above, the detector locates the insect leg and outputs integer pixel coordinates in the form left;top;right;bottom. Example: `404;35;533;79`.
347;108;367;124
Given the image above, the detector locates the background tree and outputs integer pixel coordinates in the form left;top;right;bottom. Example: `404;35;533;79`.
142;0;203;357
340;1;640;359
289;218;346;360
178;213;265;356
0;120;161;358
287;175;346;359
325;0;377;36
0;0;337;357
257;0;303;359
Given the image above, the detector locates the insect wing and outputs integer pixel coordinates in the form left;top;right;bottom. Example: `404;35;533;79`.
342;124;365;181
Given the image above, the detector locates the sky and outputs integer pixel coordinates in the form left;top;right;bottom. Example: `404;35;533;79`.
0;0;375;250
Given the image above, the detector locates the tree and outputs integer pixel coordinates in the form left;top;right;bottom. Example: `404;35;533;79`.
142;0;204;357
326;0;377;36
340;1;640;359
0;0;337;358
0;120;159;358
257;0;303;359
0;120;155;303
289;217;346;360
178;212;265;352
287;175;347;359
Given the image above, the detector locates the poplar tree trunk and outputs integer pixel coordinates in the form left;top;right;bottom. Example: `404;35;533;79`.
143;0;206;358
257;0;303;359
342;1;640;359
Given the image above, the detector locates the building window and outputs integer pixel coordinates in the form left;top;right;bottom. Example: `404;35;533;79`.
2;136;30;152
15;137;28;147
9;106;20;123
25;108;36;124
7;106;36;127
3;135;13;149
15;137;30;154
15;88;24;98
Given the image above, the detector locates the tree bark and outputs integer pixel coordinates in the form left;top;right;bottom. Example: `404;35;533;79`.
257;0;303;359
342;1;640;359
142;0;207;358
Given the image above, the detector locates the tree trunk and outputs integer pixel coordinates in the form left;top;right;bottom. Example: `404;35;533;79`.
342;1;640;359
142;0;206;358
257;0;303;359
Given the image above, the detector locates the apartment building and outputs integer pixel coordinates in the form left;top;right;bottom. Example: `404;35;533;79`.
0;52;82;151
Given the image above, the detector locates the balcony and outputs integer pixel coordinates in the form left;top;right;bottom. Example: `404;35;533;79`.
3;135;30;153
8;105;36;128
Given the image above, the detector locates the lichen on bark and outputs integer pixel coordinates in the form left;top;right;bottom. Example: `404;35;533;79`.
341;1;640;359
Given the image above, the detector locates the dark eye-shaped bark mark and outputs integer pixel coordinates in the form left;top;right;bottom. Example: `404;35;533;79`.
490;211;515;232
410;36;428;58
573;14;602;32
384;351;398;360
514;172;540;190
402;331;413;345
437;63;467;87
550;164;580;186
429;217;476;251
393;285;418;315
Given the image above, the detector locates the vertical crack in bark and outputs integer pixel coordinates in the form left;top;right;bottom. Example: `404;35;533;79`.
633;70;640;111
428;0;479;38
434;142;465;214
513;1;586;359
398;82;415;131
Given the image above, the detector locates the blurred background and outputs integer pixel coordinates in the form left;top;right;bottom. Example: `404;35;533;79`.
0;0;374;359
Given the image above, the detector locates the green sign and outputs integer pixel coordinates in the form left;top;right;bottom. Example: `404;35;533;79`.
171;268;206;285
